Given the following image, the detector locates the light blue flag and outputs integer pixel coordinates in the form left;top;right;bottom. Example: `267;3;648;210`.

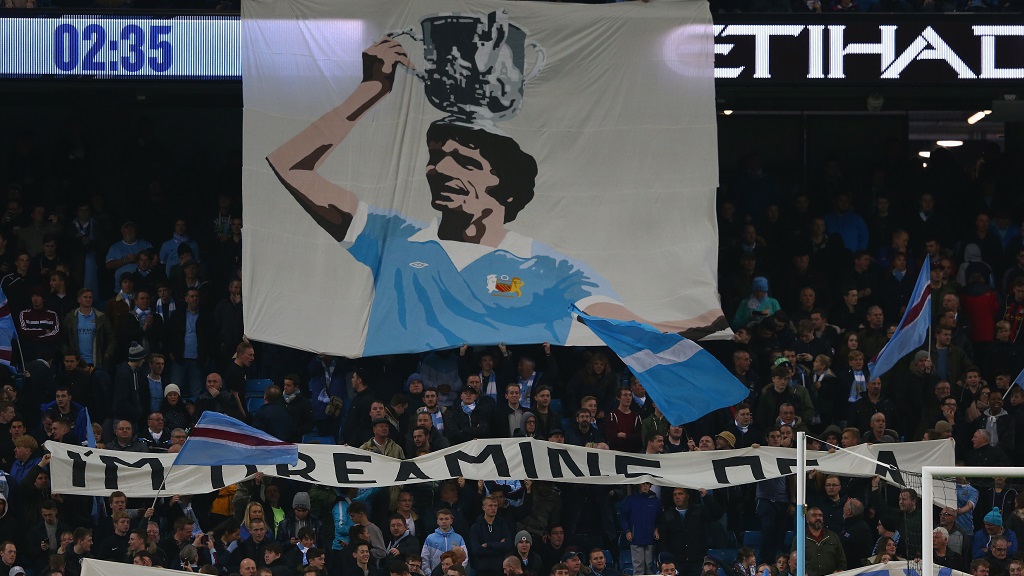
571;306;749;425
174;411;298;467
868;258;931;380
1010;366;1024;398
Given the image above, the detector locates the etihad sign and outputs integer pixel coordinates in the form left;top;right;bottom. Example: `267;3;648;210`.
714;23;1024;82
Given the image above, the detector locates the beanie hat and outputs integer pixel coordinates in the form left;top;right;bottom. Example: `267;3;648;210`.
985;507;1003;526
752;277;769;293
164;384;181;397
515;530;532;545
914;350;930;361
934;421;953;434
128;341;147;361
292;492;311;510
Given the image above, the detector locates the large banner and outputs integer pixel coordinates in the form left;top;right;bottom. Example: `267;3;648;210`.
827;562;967;576
49;438;954;498
241;0;726;357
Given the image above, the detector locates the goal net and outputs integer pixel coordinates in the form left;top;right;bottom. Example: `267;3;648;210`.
922;466;1024;576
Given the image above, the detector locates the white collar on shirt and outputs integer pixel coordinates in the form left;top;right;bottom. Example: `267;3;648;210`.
408;219;534;271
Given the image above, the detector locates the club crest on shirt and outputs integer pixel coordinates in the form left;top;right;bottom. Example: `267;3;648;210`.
486;274;524;298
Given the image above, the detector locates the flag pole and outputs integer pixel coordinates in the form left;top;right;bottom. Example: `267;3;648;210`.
796;431;806;576
151;470;171;509
14;339;26;375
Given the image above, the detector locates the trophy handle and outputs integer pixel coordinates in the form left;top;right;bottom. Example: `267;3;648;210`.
384;27;427;81
524;41;546;84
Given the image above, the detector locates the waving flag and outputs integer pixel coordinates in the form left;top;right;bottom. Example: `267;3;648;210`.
868;259;932;380
571;306;748;425
174;412;298;466
0;287;17;373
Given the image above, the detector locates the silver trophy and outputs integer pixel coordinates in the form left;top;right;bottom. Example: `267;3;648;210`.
388;10;545;126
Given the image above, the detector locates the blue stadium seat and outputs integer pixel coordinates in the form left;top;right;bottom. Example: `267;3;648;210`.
550;398;563;415
245;378;274;398
782;530;796;553
707;549;738;567
246;396;265;414
741;531;762;550
302;434;336;444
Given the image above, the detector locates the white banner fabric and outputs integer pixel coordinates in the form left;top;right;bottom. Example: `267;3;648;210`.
83;560;181;576
241;0;727;357
49;438;954;498
829;562;969;576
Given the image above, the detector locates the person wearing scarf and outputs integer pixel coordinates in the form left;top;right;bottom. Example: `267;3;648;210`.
119;289;164;356
732;277;781;329
160;220;202;276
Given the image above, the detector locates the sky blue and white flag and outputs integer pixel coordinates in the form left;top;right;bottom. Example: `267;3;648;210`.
571;306;748;425
1009;366;1024;399
174;412;298;467
868;259;932;380
0;287;17;373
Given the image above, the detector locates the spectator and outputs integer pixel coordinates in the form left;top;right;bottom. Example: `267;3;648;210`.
839;498;873;569
508;531;542;576
934;527;964;571
657;487;722;576
282;374;315;442
732;277;781;330
606;388;642;453
64;529;93;576
446;387;493;444
621;482;661;575
165;288;215;399
63;288;116;370
105;222;153;294
253;385;295;443
973;509;1019;560
421;509;467;575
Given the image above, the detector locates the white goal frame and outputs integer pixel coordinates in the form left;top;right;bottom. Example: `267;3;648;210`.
922;465;1023;576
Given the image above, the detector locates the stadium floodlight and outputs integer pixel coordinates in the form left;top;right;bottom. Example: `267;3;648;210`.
918;151;931;158
967;110;991;125
936;140;963;147
922;466;1022;576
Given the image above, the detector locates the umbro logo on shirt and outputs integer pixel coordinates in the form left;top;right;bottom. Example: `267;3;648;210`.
409;262;428;268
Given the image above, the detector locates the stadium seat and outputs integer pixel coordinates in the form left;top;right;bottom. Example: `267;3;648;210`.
550;398;563;415
246;396;265;414
245;378;274;398
707;549;738;567
302;434;336;444
741;531;762;550
782;530;796;553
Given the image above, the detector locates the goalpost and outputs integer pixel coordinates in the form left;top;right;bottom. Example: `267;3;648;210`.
922;466;1023;576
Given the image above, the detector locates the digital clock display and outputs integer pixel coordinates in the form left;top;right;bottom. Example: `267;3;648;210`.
0;15;239;78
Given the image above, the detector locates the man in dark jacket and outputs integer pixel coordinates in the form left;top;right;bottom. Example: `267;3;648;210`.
282;375;314;442
657;487;723;576
470;495;512;576
253;386;294;442
838;498;873;569
799;507;846;576
112;342;149;431
164;288;215;398
446;387;494;444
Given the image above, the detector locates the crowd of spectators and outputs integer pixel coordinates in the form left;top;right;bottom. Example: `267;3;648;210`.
1;88;1024;576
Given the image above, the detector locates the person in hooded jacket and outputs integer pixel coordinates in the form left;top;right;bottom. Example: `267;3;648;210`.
421;508;468;575
512;412;541;439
